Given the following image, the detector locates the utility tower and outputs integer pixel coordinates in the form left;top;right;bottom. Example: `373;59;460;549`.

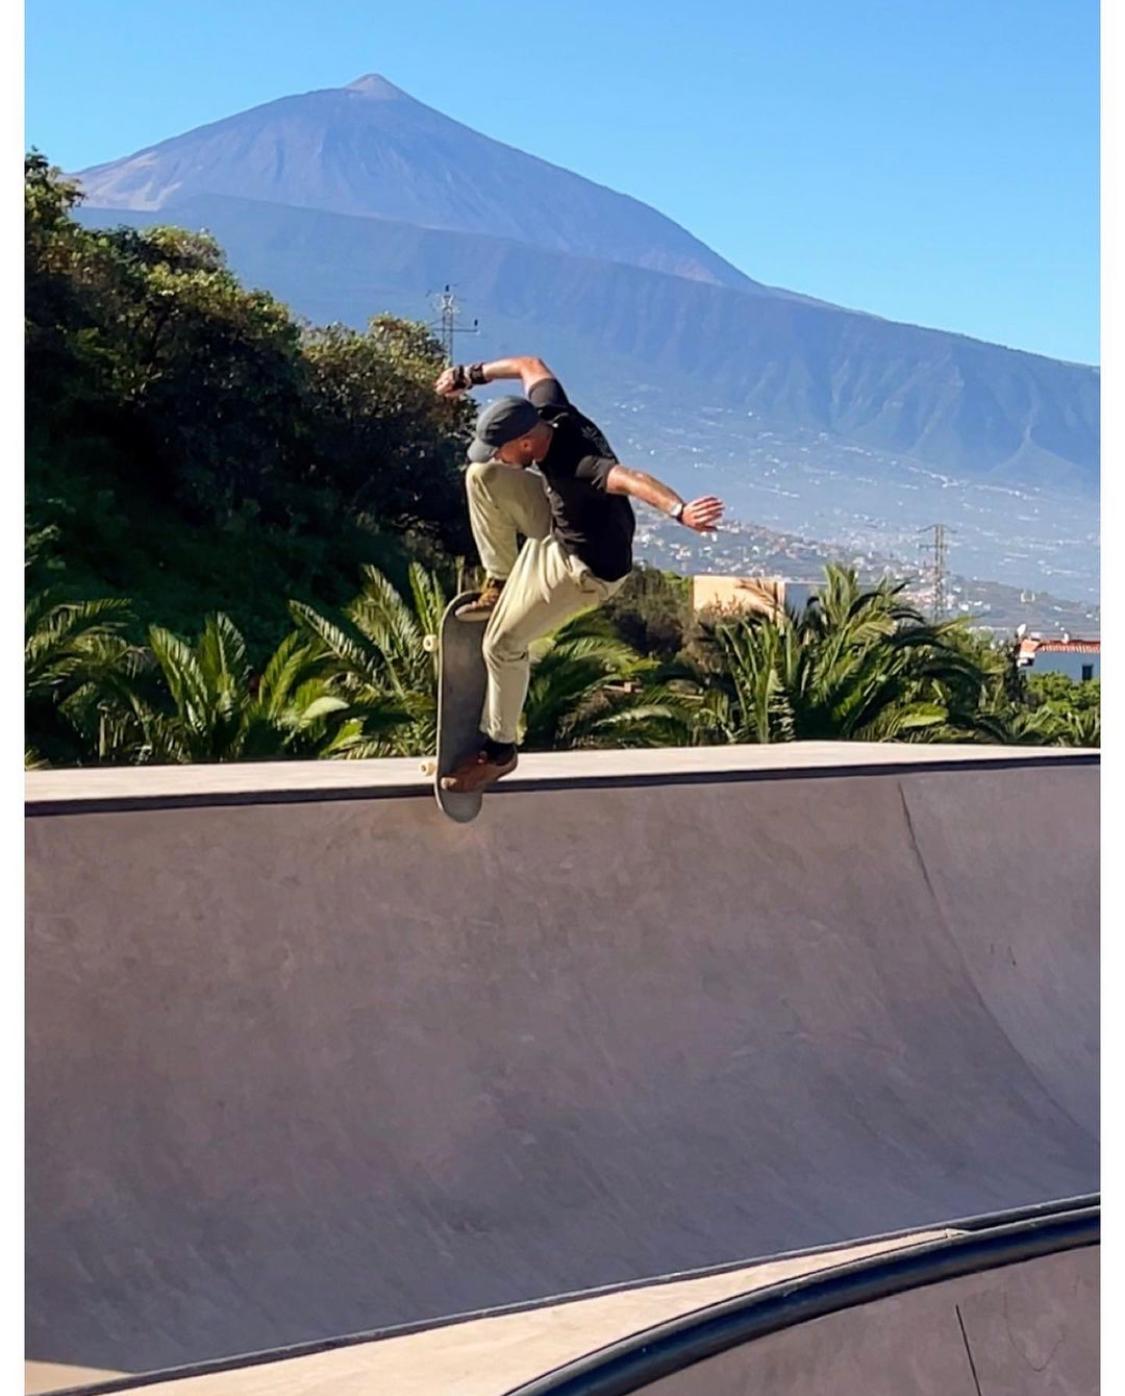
430;285;479;363
918;523;951;620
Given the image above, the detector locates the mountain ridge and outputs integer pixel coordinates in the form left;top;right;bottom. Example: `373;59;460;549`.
119;188;1095;368
75;192;1097;491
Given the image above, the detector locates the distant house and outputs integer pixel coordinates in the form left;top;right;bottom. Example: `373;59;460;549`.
1017;635;1100;682
692;575;814;620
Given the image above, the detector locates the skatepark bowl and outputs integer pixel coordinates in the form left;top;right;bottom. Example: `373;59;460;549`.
26;742;1100;1393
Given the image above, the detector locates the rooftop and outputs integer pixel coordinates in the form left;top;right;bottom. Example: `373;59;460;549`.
1019;637;1101;658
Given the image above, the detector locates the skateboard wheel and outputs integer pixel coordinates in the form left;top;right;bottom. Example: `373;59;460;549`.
420;759;437;775
422;634;436;653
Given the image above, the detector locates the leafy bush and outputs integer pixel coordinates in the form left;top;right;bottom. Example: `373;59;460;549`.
26;152;473;663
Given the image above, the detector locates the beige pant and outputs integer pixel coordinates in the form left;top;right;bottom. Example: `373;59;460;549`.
465;461;624;745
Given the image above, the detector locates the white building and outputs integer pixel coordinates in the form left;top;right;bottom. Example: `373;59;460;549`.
1017;636;1100;683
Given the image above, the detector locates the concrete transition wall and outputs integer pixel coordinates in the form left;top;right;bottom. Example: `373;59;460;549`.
25;746;1099;1373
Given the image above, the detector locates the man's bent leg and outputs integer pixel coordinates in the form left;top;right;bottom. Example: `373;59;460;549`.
443;543;619;791
465;462;552;579
480;537;603;746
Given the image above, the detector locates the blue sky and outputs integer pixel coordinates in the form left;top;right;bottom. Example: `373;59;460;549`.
25;0;1098;363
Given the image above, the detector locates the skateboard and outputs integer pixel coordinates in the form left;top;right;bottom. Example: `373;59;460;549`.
423;591;490;823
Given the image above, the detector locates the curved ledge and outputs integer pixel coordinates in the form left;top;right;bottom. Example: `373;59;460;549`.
40;1198;1099;1396
505;1200;1100;1396
25;741;1097;816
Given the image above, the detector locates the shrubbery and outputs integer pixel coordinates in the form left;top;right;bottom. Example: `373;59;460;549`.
26;153;472;660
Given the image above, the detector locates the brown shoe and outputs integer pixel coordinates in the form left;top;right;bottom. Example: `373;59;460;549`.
440;747;518;793
455;578;505;621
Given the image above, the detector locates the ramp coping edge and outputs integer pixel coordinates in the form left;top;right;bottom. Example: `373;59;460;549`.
25;742;1096;814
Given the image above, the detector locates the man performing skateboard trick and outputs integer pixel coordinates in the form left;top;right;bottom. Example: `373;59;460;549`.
434;354;724;794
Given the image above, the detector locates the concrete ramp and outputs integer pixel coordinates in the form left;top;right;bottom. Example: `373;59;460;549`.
510;1203;1100;1396
25;745;1099;1374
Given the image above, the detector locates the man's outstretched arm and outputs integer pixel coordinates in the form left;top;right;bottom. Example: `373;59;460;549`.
603;464;724;534
435;356;555;397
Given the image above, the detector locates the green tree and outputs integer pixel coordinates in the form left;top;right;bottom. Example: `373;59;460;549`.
932;630;1100;747
27;152;476;664
290;563;447;757
601;564;693;660
28;153;303;518
1027;670;1100;712
690;566;989;744
301;318;474;553
25;587;137;767
523;609;697;750
135;614;406;763
1021;672;1100;747
24;522;140;767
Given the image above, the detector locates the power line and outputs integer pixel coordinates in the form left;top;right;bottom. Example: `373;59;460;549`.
429;284;479;362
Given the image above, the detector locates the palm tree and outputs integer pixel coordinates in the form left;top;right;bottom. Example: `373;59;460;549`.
1050;705;1100;747
696;619;792;744
137;613;406;762
293;564;697;756
25;521;148;766
245;628;407;760
1004;701;1100;748
925;630;1101;748
289;562;444;757
25;589;134;704
522;610;698;750
693;566;991;744
25;583;139;766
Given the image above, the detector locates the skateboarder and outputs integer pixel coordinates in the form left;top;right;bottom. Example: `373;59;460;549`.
434;354;724;792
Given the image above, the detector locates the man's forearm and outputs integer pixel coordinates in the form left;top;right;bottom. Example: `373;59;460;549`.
605;464;683;517
439;355;554;397
474;356;553;391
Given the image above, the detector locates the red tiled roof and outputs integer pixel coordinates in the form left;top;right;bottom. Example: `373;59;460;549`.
1019;638;1100;657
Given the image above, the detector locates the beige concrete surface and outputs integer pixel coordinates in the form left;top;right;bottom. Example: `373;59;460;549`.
26;750;1098;1374
24;740;1091;807
30;1231;955;1395
26;1364;126;1394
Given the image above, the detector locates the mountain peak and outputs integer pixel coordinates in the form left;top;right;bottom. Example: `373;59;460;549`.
74;75;755;289
344;74;407;100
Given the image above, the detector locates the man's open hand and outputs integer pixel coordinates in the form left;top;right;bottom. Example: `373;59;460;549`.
681;496;725;533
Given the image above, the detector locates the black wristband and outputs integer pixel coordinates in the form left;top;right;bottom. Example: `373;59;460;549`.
467;361;487;386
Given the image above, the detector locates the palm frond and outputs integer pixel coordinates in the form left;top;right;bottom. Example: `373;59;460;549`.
289;600;391;692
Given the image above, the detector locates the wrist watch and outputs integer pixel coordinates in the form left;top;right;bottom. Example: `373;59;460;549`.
670;501;685;522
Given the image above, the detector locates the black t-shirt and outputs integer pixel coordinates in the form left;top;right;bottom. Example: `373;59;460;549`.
528;378;635;583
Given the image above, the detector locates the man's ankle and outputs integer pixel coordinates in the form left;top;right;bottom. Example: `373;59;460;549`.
482;736;517;762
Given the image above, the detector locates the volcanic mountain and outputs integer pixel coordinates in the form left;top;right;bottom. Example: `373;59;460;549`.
75;73;772;290
73;74;1099;594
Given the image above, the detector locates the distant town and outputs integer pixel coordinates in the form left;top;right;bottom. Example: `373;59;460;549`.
635;512;1101;639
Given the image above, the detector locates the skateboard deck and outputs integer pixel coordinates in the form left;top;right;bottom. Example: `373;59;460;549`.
430;591;490;823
